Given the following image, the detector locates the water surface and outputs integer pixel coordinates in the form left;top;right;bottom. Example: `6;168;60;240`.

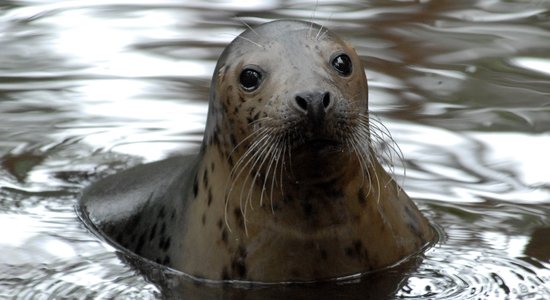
1;0;549;299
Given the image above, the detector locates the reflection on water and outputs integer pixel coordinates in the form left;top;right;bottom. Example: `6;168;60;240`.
1;0;549;299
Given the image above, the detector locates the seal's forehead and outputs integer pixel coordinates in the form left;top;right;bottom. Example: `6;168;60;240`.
235;20;345;49
250;20;321;37
214;20;351;70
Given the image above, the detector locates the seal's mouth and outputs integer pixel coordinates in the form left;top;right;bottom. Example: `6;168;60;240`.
287;137;351;184
293;138;343;155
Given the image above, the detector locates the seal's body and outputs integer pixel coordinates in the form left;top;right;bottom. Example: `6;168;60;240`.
80;20;434;283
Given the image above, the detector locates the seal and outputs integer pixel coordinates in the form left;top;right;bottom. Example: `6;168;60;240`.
79;20;435;283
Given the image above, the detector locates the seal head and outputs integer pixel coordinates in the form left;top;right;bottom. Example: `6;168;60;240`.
206;20;370;186
79;20;434;284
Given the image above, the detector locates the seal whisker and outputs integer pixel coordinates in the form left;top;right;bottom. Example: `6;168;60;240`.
226;127;271;195
259;136;282;213
350;129;375;198
308;0;319;39
242;131;277;201
270;143;284;214
317;12;334;41
346;113;374;190
246;131;281;211
346;134;366;188
228;127;270;178
247;116;274;129
226;33;264;49
240;129;286;233
238;131;278;233
366;115;406;188
259;132;284;208
367;115;405;167
224;127;274;231
315;23;323;40
276;137;288;205
368;122;395;173
228;125;270;159
271;134;289;214
238;18;260;37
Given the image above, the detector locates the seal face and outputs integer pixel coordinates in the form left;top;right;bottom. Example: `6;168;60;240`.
79;20;435;283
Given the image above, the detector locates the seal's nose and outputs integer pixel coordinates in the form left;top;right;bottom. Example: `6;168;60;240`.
292;91;331;125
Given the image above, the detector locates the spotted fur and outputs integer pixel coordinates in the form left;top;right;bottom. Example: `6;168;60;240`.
79;20;434;283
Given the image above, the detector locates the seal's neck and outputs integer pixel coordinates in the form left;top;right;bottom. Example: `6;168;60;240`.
220;150;371;236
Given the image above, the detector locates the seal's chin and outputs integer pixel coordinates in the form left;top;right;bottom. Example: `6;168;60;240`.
293;138;343;156
288;138;351;184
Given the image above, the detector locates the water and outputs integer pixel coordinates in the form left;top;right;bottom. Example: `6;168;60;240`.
1;0;549;299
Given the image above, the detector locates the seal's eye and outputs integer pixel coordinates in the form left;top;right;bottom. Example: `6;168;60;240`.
239;68;262;91
331;54;352;76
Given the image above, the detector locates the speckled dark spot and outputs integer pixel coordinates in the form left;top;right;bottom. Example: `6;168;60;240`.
163;237;171;251
345;240;366;260
221;228;228;243
210;130;220;146
353;240;362;253
158;206;166;219
202;169;208;189
234;208;244;229
160;221;166;235
408;222;422;237
207;189;213;206
170;211;176;220
163;255;171;265
230;134;237;148
135;232;146;255
217;218;223;229
357;188;366;207
231;246;247;278
149;223;157;241
221;267;230;280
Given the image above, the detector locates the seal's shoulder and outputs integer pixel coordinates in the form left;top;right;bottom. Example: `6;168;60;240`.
79;155;198;226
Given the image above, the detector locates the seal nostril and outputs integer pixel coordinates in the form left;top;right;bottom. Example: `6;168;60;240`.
295;95;308;111
322;92;330;109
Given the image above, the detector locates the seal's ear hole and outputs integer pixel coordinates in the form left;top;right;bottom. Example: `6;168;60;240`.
239;68;262;92
331;54;352;76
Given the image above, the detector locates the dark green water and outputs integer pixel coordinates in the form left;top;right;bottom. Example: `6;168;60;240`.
1;1;549;299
